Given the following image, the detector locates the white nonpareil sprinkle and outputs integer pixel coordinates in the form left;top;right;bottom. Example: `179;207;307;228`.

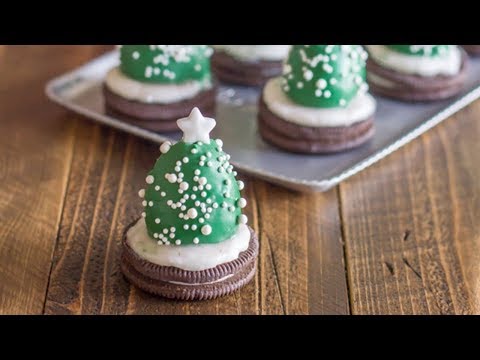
303;69;313;81
187;208;198;219
237;180;245;190
166;173;177;183
138;189;145;198
239;214;248;225
146;175;155;184
238;198;247;208
201;225;212;235
317;78;327;89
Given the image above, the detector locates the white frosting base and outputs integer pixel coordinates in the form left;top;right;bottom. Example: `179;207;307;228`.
105;67;207;104
127;218;251;271
263;77;376;128
214;45;290;62
366;45;462;77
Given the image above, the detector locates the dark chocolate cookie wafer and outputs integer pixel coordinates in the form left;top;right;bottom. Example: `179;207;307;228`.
211;51;283;87
103;84;217;132
367;48;469;102
258;97;375;154
259;95;374;142
121;222;259;300
105;106;181;132
462;45;480;56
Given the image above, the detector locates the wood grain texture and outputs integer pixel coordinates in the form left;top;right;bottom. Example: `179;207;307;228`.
340;100;480;315
0;45;110;314
14;45;480;315
308;190;350;314
252;183;349;314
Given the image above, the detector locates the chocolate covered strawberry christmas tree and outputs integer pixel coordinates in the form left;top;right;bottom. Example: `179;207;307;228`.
366;45;468;101
258;45;376;154
120;45;212;85
139;108;247;245
122;108;258;301
282;45;369;108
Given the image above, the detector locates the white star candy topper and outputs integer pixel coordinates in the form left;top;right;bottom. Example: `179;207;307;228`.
177;107;216;144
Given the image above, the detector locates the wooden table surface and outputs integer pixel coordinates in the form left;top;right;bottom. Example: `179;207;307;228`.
1;45;479;315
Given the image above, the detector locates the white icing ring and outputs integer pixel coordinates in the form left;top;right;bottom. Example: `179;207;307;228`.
105;67;209;104
366;45;462;77
126;218;251;271
263;77;376;128
214;45;290;62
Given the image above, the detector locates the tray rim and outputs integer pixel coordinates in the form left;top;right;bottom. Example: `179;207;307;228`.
45;50;480;192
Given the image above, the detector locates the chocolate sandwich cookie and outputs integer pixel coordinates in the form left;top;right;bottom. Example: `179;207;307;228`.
462;45;480;56
104;84;216;132
121;223;258;300
121;107;258;300
211;51;283;87
367;46;469;101
258;96;375;153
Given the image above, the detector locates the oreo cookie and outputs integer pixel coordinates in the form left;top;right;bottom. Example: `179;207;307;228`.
367;48;469;102
258;95;375;154
211;51;283;87
103;84;217;132
121;222;259;300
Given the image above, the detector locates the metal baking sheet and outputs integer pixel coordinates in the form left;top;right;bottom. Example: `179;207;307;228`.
46;50;480;192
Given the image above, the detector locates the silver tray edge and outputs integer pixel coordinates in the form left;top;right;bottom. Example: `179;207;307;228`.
45;51;480;192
